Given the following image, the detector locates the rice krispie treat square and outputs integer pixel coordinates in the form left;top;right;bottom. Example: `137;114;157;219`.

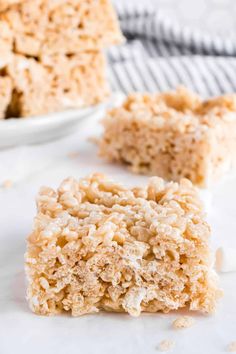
25;173;220;317
99;88;236;186
0;52;109;118
0;0;123;57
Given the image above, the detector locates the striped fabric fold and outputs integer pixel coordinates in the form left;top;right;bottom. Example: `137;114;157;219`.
108;1;236;96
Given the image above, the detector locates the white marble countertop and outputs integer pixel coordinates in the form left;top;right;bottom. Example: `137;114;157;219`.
0;112;236;354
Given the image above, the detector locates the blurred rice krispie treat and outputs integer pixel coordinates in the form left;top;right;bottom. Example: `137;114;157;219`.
0;22;13;59
0;52;109;117
99;87;236;187
0;76;12;118
0;0;122;118
25;173;221;317
0;0;123;57
4;54;54;117
0;0;23;12
41;52;110;108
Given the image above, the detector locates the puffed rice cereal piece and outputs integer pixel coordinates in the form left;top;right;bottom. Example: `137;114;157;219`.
158;340;175;352
172;316;195;329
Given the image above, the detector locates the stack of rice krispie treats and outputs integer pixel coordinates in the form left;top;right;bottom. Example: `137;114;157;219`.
0;0;123;118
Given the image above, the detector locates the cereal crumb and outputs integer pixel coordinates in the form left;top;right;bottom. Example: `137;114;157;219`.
228;342;236;352
88;136;99;145
67;151;80;159
2;179;13;189
172;316;195;329
158;340;175;352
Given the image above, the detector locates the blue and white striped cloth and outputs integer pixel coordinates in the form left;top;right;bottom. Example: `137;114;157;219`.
108;2;236;97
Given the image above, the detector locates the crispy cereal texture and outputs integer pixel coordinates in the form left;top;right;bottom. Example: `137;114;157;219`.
0;0;123;56
25;173;221;317
0;52;109;118
99;87;236;186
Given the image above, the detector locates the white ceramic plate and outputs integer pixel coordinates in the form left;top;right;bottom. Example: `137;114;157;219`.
0;93;124;149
